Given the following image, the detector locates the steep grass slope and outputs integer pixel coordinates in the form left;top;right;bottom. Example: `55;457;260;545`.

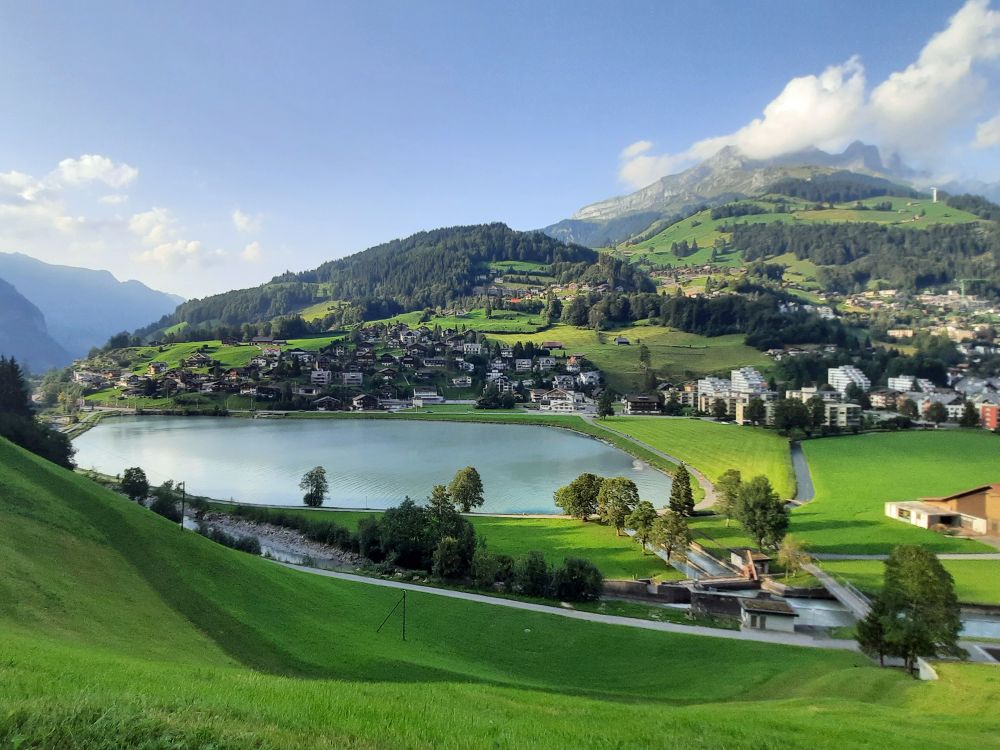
1;438;999;748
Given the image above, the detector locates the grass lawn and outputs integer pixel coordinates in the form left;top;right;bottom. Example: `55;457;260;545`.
490;322;770;391
820;559;1000;607
376;307;546;333
602;417;795;498
9;437;996;748
209;504;686;582
794;431;999;555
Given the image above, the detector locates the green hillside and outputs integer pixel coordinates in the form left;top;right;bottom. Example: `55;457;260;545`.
4;437;1000;747
616;195;984;269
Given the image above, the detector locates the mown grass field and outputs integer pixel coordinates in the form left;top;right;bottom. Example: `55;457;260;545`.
820;559;1000;607
9;437;997;748
490;322;770;391
795;431;999;555
376;307;547;333
602;417;796;498
228;504;684;581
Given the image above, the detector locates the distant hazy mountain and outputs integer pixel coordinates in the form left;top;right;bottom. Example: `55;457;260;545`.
0;253;182;358
941;178;1000;204
0;278;70;372
543;141;919;246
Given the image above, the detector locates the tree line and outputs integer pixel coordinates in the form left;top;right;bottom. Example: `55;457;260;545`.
0;357;74;468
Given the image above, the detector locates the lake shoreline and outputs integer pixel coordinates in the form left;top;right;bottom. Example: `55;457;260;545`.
72;414;673;514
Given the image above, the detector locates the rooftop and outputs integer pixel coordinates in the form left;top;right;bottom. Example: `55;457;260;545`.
740;598;797;616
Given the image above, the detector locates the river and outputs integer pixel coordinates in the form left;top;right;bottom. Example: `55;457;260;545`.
73;416;673;514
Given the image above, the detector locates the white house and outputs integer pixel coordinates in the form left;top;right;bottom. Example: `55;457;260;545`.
463;342;482;355
341;371;364;386
451;375;473;387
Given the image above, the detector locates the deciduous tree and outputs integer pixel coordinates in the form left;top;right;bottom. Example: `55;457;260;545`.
652;511;692;560
714;469;742;527
448;466;485;512
736;475;788;550
299;465;329;507
626;500;658;553
598;476;639;535
121;467;150;504
553;472;604;521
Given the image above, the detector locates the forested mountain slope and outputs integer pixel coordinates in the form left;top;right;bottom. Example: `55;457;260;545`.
139;223;652;334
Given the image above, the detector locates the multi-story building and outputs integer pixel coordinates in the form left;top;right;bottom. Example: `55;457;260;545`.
888;375;916;392
730;367;768;395
825;402;862;429
982;404;1000;430
828;366;871;395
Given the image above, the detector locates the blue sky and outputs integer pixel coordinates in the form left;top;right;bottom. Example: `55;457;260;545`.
0;0;997;297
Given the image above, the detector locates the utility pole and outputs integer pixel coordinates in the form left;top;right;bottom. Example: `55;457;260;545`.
178;481;186;528
376;591;407;641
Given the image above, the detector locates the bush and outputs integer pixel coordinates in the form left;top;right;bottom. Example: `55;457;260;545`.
197;524;261;555
432;537;466;579
514;551;551;597
357;517;384;561
471;547;500;588
149;495;181;523
551;558;604;602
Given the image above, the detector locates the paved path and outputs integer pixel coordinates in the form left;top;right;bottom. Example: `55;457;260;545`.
582;417;717;509
276;562;858;651
804;563;871;619
789;441;814;505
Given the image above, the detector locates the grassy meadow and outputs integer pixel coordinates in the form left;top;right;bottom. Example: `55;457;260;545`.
820;559;1000;607
224;504;685;581
602;417;796;498
9;436;998;748
616;195;985;269
490;321;770;391
795;431;999;555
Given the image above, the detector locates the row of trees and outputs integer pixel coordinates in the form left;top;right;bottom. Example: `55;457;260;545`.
553;464;700;561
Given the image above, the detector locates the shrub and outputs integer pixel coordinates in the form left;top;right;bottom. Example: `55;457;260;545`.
551;558;604;602
197;523;261;555
514;551;551;597
149;496;181;523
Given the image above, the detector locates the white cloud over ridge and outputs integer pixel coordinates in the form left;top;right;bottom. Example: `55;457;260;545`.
619;0;1000;189
52;154;138;189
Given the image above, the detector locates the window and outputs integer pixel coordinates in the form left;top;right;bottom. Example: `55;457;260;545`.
897;508;911;520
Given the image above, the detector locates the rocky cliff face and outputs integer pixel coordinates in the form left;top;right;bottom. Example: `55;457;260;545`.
544;142;914;246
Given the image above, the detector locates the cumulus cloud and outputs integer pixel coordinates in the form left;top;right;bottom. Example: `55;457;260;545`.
976;112;1000;148
130;206;226;269
232;208;262;233
51;154;138;189
618;0;1000;189
100;193;128;205
241;240;262;262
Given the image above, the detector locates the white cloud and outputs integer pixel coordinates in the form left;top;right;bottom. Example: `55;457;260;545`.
232;208;262;233
975;112;1000;148
129;207;177;245
870;0;1000;153
618;0;1000;189
51;154;138;189
100;193;129;205
241;240;262;262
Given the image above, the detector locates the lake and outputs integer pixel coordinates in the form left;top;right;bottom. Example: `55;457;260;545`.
73;416;673;514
